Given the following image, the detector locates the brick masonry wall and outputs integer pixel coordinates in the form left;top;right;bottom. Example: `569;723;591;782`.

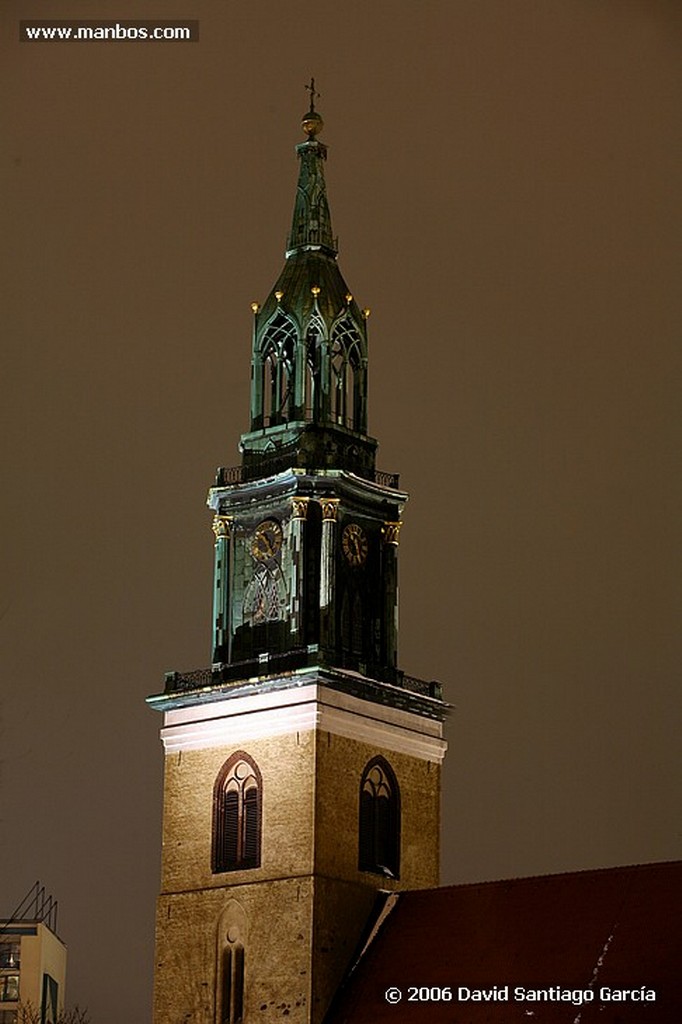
153;718;441;1023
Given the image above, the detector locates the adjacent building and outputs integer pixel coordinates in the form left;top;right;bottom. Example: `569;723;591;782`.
0;902;66;1024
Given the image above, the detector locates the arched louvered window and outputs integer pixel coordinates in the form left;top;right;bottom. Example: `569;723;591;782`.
330;318;363;430
358;756;400;878
212;752;262;873
260;311;296;425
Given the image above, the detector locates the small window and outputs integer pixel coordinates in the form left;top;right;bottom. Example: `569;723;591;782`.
212;752;262;873
358;756;400;878
0;943;20;970
0;976;19;1003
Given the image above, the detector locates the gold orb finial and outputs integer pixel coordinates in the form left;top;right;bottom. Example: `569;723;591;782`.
302;110;324;138
302;77;323;138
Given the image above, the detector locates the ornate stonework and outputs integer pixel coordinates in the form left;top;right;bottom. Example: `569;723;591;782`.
291;497;310;520
382;521;402;546
320;498;340;522
212;515;232;540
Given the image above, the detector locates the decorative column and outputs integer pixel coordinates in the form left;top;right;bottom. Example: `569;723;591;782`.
249;302;263;430
381;520;402;671
319;498;340;652
289;497;309;642
212;515;233;664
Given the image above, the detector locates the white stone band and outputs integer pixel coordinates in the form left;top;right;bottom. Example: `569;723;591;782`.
160;683;447;763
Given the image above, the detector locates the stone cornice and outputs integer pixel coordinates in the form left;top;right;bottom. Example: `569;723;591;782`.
157;681;447;763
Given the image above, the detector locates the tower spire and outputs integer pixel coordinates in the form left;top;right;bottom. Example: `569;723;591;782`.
286;84;336;257
241;91;375;479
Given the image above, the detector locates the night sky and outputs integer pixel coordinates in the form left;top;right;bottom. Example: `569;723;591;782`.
2;2;680;1021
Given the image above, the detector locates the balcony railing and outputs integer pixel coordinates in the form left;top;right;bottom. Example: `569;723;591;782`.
163;653;442;703
214;462;399;489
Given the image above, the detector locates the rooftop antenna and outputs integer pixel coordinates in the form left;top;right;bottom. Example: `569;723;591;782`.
1;881;59;935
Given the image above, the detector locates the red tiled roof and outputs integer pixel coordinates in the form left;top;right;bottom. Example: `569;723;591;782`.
326;861;682;1023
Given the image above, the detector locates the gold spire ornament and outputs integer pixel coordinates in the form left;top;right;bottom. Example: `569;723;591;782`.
302;77;324;138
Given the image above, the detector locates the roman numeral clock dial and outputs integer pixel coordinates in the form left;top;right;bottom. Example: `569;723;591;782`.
341;522;368;567
251;519;283;562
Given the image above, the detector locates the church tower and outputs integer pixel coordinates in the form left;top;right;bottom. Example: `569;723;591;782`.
148;90;447;1024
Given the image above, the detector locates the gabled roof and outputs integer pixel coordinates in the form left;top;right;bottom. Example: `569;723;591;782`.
326;860;682;1023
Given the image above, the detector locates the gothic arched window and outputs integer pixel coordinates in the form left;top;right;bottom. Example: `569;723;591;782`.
220;942;244;1024
212;752;262;873
260;311;296;425
330;318;364;430
358;756;400;878
305;313;324;419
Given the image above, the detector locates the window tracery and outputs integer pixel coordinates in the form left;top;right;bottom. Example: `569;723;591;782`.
330;317;363;429
216;904;247;1024
260;311;296;424
358;756;400;878
212;752;262;873
305;313;325;418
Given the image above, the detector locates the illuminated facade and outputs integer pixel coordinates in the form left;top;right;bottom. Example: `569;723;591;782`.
148;93;447;1024
146;90;682;1024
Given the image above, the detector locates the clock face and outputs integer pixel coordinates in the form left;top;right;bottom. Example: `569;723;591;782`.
342;523;368;566
251;519;283;562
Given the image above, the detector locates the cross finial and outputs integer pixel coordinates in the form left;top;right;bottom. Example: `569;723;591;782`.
305;77;320;113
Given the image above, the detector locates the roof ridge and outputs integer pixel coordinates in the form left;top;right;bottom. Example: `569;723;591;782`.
404;858;682;895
